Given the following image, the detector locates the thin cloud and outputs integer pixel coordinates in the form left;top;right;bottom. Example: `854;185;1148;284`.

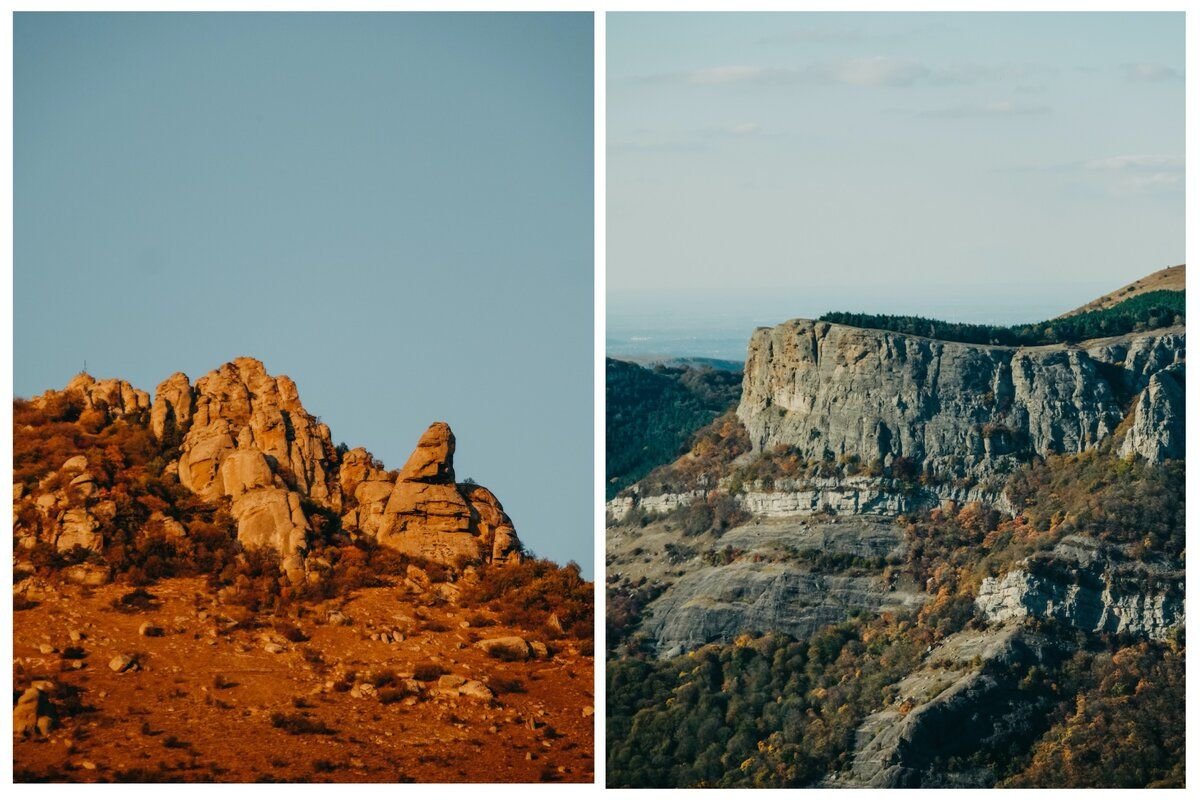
610;122;763;154
631;58;1052;89
1123;62;1182;82
919;99;1053;119
608;139;708;154
755;21;953;46
701;122;763;137
1083;154;1184;172
1012;153;1185;196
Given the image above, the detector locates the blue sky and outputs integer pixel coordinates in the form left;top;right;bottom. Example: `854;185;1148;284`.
609;12;1184;307
15;13;594;575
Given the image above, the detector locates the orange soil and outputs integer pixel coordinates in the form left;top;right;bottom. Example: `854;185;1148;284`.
13;576;594;783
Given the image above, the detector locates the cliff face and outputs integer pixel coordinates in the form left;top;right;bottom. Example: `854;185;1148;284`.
975;536;1183;641
17;358;523;577
738;320;1184;478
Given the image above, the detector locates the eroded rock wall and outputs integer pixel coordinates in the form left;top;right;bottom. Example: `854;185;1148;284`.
738;321;1185;477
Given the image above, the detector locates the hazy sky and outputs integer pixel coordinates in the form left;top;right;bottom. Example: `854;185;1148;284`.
15;13;594;575
609;12;1184;304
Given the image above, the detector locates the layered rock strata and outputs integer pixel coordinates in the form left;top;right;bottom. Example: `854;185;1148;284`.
738;321;1184;478
975;536;1183;641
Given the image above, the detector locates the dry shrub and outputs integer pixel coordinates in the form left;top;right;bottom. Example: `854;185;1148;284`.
270;712;336;735
464;559;593;640
412;662;446;682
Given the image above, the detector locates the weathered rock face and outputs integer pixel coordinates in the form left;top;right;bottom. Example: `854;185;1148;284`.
178;357;342;510
15;359;524;572
844;625;1058;788
464;484;523;565
976;536;1184;641
33;373;151;420
149;372;194;441
644;560;920;657
623;518;920;656
738;321;1185;478
370;423;524;565
1119;364;1185;462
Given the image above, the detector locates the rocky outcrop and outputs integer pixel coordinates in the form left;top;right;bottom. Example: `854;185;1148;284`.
178;358;342;509
1118;364;1184;462
844;625;1058;788
975;536;1184;641
738;321;1185;479
14;359;523;572
33;372;150;420
153;358;345;568
149;372;194;441
370;423;523;565
627;518;920;656
610;478;1012;523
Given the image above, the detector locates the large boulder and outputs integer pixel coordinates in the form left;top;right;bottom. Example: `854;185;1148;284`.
370;423;523;566
54;508;103;553
1119;364;1184;463
230;488;309;560
376;424;478;562
171;357;342;510
149;371;194;441
464;484;523;564
218;449;277;499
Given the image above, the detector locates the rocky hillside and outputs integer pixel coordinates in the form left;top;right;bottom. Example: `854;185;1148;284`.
607;269;1185;788
14;358;593;783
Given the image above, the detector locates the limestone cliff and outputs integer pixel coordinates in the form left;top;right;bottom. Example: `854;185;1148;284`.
738;321;1184;479
975;536;1183;641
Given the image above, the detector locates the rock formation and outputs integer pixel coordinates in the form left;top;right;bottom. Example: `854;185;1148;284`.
975;536;1183;641
1118;363;1185;462
368;422;523;566
738;321;1185;477
15;358;524;575
844;625;1058;788
34;372;150;419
